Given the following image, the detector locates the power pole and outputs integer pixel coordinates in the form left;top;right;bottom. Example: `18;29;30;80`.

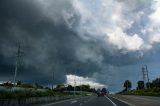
52;71;54;90
142;67;146;89
13;43;23;85
74;71;76;97
142;65;150;89
145;65;150;88
80;79;82;96
52;48;57;90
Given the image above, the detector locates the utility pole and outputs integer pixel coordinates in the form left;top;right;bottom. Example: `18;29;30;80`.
80;78;83;96
52;48;57;90
74;71;76;97
142;67;146;89
52;71;54;90
13;43;23;85
145;65;150;88
142;65;150;89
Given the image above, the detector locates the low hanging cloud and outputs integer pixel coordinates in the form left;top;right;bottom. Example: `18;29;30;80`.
0;0;160;92
66;74;105;89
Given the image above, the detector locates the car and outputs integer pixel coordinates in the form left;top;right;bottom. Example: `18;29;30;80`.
97;92;106;97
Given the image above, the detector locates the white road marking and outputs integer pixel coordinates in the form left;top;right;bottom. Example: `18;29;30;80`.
41;97;82;106
70;100;77;104
110;96;135;106
104;96;118;106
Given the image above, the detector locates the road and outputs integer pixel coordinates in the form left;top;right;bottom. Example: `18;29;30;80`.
35;95;130;106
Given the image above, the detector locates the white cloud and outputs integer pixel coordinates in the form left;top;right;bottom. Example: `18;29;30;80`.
71;0;153;52
149;0;160;25
148;0;160;44
66;74;106;89
149;32;160;44
107;27;144;51
35;0;160;53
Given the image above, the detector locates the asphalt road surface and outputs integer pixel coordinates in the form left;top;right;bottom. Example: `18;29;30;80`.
36;95;130;106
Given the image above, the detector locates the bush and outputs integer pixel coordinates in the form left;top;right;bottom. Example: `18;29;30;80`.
0;89;55;99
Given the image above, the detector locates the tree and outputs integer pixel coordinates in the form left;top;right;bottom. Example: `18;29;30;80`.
56;84;65;89
1;81;13;87
67;85;74;91
152;78;160;88
146;82;151;88
55;84;65;91
17;80;22;86
101;88;107;93
124;80;132;91
22;83;34;88
81;85;90;91
97;88;101;93
137;81;144;89
35;83;43;89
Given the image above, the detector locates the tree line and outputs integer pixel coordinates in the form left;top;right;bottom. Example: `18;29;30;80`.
0;81;97;93
54;84;96;92
119;77;160;96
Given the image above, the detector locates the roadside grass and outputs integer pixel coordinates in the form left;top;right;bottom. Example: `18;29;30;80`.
0;89;94;99
0;90;55;99
0;89;80;99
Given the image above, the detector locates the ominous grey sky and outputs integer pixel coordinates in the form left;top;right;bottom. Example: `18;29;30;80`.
0;0;160;92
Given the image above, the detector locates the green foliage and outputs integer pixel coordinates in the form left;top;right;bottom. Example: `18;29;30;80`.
0;89;55;99
81;84;90;91
21;83;34;88
54;84;65;91
151;78;160;88
137;81;144;89
67;85;74;91
123;80;132;91
54;84;95;92
118;88;160;97
0;81;96;99
119;77;160;97
101;88;107;93
17;80;22;86
1;82;13;87
35;83;43;89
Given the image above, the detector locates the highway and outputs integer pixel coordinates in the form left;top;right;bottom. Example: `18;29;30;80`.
35;95;130;106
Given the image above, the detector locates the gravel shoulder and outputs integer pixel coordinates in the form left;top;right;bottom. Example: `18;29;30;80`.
113;95;160;106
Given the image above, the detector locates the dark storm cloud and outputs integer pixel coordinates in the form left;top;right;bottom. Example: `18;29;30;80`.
0;0;76;84
0;0;106;85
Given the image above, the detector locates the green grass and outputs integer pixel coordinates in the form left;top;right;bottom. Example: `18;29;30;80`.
0;89;81;99
0;85;96;99
0;90;55;99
